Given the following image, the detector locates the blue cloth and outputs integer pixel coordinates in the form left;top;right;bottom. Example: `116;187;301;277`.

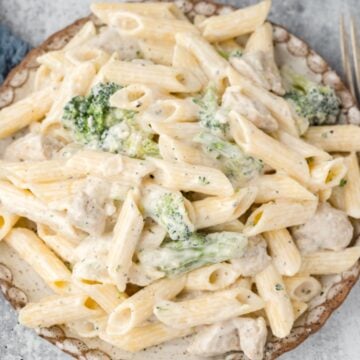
0;24;31;84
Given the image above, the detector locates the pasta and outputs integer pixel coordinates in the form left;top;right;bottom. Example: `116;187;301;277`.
0;1;358;357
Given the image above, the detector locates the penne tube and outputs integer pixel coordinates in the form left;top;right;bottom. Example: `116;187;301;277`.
73;279;126;314
172;44;208;86
5;228;72;293
0;86;56;139
264;229;302;277
205;219;245;233
244;200;318;237
143;98;199;124
230;112;310;183
0;159;84;185
150;158;234;196
0;207;19;241
138;38;174;65
277;130;331;161
107;11;198;41
65;46;110;71
136;221;167;252
245;21;274;54
158;135;216;168
67;315;107;338
0;181;77;239
342;152;360;218
175;32;229;89
304;125;360;152
108;190;144;291
34;65;62;91
185;263;240;291
110;84;168;112
101;322;193;352
154;287;264;329
37;224;79;263
150;121;202;140
107;277;186;335
63;21;97;50
65;150;123;178
91;2;181;22
19;294;104;328
284;276;322;303
192;186;257;229
102;59;202;93
292;301;308;321
298;247;360;275
198;0;271;42
29;179;84;209
37;51;73;76
127;262;165;287
309;157;348;190
253;174;316;203
41;63;96;132
255;263;294;338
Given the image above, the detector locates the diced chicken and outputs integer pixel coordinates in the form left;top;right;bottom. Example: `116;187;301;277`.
222;86;278;133
291;202;353;253
67;177;111;235
230;235;271;276
230;51;285;96
188;317;267;360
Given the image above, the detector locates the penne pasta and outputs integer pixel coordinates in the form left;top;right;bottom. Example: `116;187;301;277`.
198;0;271;41
230;112;310;184
0;87;56;139
108;190;144;291
5;228;72;293
284;276;322;302
304;125;360;152
298;247;360;275
0;181;77;239
255;263;294;338
192;186;257;229
154;287;264;329
102;59;202;93
264;229;302;277
244;200;318;236
185;263;240;291
253;174;316;203
19;294;104;328
107;277;186;335
0;206;19;242
150;158;234;196
101;322;193;352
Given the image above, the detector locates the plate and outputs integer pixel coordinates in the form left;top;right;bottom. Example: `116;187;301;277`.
0;1;359;359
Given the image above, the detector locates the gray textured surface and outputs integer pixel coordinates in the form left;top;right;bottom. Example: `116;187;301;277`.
0;0;359;359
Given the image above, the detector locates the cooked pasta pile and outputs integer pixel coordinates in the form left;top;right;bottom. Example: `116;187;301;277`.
0;1;360;359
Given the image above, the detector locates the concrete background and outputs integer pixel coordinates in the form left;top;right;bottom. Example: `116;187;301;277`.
0;0;359;359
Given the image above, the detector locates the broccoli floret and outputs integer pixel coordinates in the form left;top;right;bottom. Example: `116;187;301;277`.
194;132;263;187
144;191;195;241
217;48;243;60
62;82;159;158
193;86;230;138
282;67;341;126
138;231;248;276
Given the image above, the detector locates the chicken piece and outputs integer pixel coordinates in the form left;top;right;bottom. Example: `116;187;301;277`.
188;317;267;360
291;202;353;253
222;86;278;133
67;177;111;235
230;235;271;276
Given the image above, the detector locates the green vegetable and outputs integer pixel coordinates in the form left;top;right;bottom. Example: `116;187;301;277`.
282;66;341;126
217;48;243;60
194;132;263;187
339;178;347;187
62;82;159;158
144;191;194;241
139;231;248;276
193;86;230;138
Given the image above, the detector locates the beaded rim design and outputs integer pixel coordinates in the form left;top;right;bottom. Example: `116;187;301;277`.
0;1;359;359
